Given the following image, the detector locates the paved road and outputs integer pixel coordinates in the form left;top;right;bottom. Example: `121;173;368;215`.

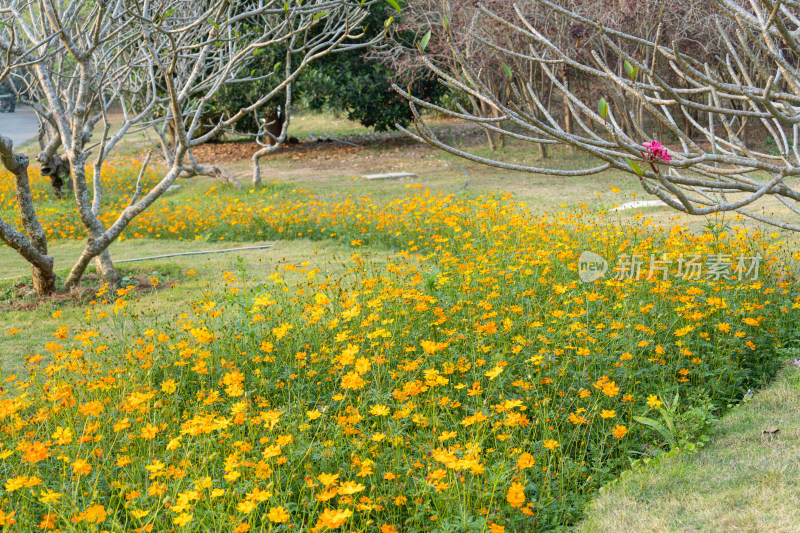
0;105;39;148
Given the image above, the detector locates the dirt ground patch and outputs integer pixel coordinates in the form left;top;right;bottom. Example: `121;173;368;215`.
190;121;486;166
2;275;177;312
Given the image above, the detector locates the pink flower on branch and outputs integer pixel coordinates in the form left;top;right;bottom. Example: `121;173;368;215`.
641;140;671;163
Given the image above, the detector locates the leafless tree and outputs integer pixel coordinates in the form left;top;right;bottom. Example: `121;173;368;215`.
398;0;800;232
0;0;381;295
382;1;732;154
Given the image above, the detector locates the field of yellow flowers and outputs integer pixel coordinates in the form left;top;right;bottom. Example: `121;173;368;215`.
1;158;799;531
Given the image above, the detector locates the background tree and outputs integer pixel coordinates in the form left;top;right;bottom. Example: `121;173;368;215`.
0;0;381;295
205;1;447;135
398;0;800;231
390;0;735;154
302;1;447;132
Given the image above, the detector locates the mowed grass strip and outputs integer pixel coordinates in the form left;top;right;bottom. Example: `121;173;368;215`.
577;361;800;533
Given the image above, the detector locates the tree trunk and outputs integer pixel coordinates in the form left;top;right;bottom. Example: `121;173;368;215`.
469;95;497;152
67;152;122;288
493;106;505;150
262;111;285;146
65;241;119;289
0;135;57;295
538;141;549;159
95;250;119;285
32;265;56;295
563;69;574;154
254;81;292;187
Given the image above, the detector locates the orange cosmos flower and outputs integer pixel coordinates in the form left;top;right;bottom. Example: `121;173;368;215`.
79;401;104;417
517;452;535;469
84;504;106;525
506;482;526;508
140;424;159;440
72;459;92;476
24;441;51;464
315;508;352;529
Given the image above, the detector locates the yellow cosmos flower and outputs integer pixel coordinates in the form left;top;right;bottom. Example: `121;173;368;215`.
338;482;366;495
173;513;192;527
268;506;290;523
369;404;390;416
647;395;663;409
484;365;504;380
317;473;340;487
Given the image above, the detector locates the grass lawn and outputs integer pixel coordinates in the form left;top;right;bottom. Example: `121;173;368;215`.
576;361;800;533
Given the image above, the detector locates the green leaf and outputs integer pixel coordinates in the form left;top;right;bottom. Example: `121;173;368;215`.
419;30;431;53
633;415;676;447
624;60;639;81
442;14;449;31
384;16;394;28
313;13;328;21
502;63;513;79
598;97;608;120
0;20;10;30
385;0;402;14
625;158;644;177
164;8;178;19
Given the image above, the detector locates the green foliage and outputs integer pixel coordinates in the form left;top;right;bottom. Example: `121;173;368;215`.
765;135;781;156
302;55;446;132
625;158;645;177
418;30;431;53
301;3;446;132
598;98;608;121
634;393;718;452
623;60;639;82
385;0;402;14
203;1;448;134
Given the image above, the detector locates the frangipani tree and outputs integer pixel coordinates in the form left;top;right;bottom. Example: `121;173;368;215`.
0;0;382;295
397;0;800;231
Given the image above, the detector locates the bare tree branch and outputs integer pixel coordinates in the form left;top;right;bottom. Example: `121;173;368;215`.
1;0;384;293
400;0;800;231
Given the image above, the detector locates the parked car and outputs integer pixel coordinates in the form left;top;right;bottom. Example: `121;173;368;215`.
0;94;16;113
